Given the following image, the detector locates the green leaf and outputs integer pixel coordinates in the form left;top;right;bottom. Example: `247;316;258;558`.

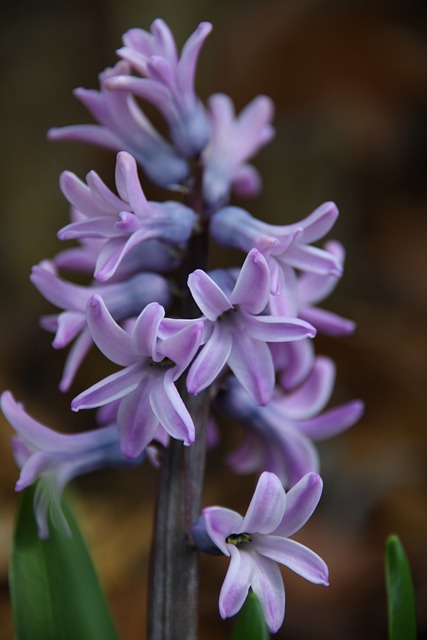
10;485;118;640
385;534;417;640
230;591;270;640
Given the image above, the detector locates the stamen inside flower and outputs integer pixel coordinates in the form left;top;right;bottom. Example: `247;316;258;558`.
225;532;252;546
148;357;175;369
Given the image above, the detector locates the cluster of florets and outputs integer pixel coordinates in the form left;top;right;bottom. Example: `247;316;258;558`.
1;20;363;633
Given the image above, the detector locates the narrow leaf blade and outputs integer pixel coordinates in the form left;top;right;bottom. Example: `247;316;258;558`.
385;534;417;640
10;485;118;640
230;591;270;640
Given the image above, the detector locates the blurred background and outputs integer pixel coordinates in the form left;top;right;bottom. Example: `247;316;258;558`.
1;0;427;638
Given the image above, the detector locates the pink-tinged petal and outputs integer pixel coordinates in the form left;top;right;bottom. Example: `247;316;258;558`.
297;400;365;440
59;171;97;215
86;169;130;212
297;201;339;243
149;375;195;445
241;313;316;343
228;334;274;406
58;217;118;241
230;249;270;314
94;237;128;282
277;340;315;392
284;243;343;277
203;507;243;556
231;164;262;198
117;382;159;457
177;22;212;95
53;312;85;348
59;329;93;392
71;363;143;411
1;392;68;451
188;270;232;320
267;264;298;314
86;295;136;366
250;554;285;633
226;431;265;475
131;302;165;359
186;324;232;395
255;536;329;585
300;307;356;336
241;472;286;534
115;151;150;216
48;124;123;151
30;264;88;311
274;473;323;538
275;356;335;420
157;322;203;375
219;547;254;619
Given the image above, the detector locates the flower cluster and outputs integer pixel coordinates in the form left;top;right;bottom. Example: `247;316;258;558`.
2;19;363;634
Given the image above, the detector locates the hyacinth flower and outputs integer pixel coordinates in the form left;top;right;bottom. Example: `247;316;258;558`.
216;357;364;487
0;391;146;539
210;202;343;287
57;151;196;282
106;20;212;157
72;297;204;457
202;93;275;210
48;62;189;188
30;260;171;391
191;471;328;633
186;248;317;406
54;208;180;280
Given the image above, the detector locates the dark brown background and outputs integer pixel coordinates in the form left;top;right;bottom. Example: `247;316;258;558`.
1;1;427;638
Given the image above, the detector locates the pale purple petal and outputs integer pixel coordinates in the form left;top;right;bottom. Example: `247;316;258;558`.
275;340;315;391
71;363;143;411
59;328;93;392
274;356;335;419
117;381;159;457
149;375;195;445
53;312;85;348
219;547;254;619
186;324;232;395
251;554;285;633
255;536;329;585
241;313;316;343
274;473;323;537
297;400;365;439
241;472;286;534
86;295;136;366
188;270;232;320
284;243;343;277
300;307;356;336
296;201;339;243
228;333;274;405
230;249;270;314
157;322;203;375
131;302;165;359
203;507;243;556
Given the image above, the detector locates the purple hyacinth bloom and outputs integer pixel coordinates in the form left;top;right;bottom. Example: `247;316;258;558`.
106;20;212;157
192;471;328;633
57;151;196;282
202;93;275;209
31;260;171;391
0;391;145;539
186;248;316;406
72;296;204;457
268;240;355;336
53;208;180;278
217;357;364;486
210;202;343;279
48;61;189;188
